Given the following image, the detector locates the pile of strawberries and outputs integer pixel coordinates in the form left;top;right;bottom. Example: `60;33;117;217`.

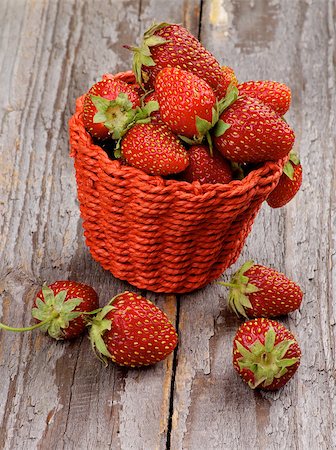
83;22;302;207
0;23;304;392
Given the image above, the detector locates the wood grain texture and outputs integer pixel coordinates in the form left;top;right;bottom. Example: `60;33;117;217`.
0;0;335;449
0;1;198;449
170;0;336;449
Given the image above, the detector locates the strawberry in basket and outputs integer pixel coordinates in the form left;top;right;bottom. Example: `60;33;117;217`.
83;78;141;141
155;67;219;145
181;144;233;184
128;22;236;98
237;80;291;116
155;68;238;151
267;152;303;208
213;96;295;163
121;122;189;176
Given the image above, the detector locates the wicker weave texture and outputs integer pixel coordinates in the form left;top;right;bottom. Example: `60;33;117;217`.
69;72;285;293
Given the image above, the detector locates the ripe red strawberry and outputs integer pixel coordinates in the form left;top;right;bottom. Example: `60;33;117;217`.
129;22;232;98
83;78;140;140
222;66;238;87
233;318;301;390
88;291;178;367
0;281;99;340
155;67;217;140
181;145;233;184
213;96;295;163
219;260;303;318
267;152;302;208
121;123;189;176
238;81;291;116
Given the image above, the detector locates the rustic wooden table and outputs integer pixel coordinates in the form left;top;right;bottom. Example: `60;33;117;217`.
0;0;335;449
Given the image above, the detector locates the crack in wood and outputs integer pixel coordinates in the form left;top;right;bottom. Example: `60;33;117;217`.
197;0;204;41
62;338;82;441
165;296;180;450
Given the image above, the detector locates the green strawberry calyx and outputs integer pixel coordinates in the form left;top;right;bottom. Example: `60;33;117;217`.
87;293;127;365
213;82;239;138
0;286;85;340
235;327;299;388
87;303;115;366
91;93;139;139
218;260;259;318
283;151;300;180
126;22;171;86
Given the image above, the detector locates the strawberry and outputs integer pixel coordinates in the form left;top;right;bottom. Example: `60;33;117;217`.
129;22;232;98
155;67;217;140
222;66;238;87
267;152;302;208
121;123;189;176
83;78;140;140
181;145;233;184
238;80;291;116
213;96;295;163
0;281;99;340
88;291;178;367
219;260;303;318
233;318;301;390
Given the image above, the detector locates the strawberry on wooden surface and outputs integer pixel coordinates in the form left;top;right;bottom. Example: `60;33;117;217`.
267;152;303;208
213;96;295;163
238;80;291;116
0;281;99;340
129;22;232;98
219;260;303;318
88;291;178;367
83;78;140;140
155;67;217;140
121;123;189;176
233;318;301;390
181;145;233;184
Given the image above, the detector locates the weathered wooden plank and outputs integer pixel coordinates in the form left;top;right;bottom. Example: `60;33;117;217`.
1;0;336;449
0;1;198;449
170;0;336;449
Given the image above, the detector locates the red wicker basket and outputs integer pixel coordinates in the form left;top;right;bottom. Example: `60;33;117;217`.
69;71;285;293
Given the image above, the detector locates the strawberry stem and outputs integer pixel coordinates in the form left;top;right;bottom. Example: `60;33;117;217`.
205;131;213;157
217;281;237;288
81;308;103;316
0;317;54;333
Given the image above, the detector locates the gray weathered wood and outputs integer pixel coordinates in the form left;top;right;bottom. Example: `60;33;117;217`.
0;0;335;449
0;1;198;449
170;0;336;449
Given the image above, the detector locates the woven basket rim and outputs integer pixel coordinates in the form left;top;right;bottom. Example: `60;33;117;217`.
70;72;285;198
